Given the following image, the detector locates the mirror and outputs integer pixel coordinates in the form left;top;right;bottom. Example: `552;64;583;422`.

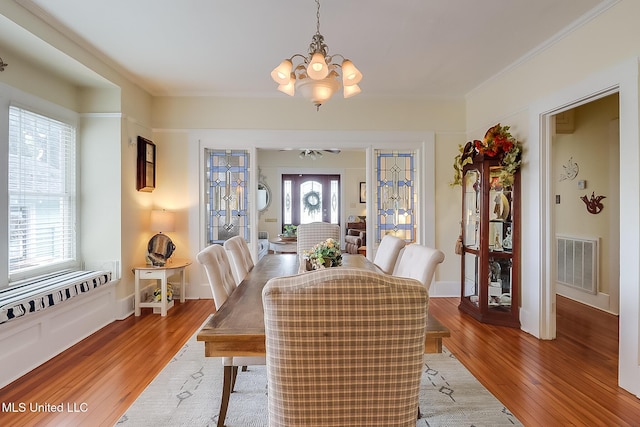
257;181;271;212
147;233;176;266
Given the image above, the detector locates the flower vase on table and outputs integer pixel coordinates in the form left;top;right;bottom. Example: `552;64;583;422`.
304;238;343;271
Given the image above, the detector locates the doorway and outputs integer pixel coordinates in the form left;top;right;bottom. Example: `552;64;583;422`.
551;94;620;315
550;95;620;384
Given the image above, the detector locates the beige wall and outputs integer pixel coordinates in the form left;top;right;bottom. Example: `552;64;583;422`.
553;95;619;300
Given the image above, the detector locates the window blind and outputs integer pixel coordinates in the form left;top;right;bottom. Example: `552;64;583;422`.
8;106;77;276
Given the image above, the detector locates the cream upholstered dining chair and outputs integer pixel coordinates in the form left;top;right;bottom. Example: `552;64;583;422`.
195;244;265;427
223;235;255;285
393;243;445;292
263;268;428;427
373;234;406;274
296;222;341;255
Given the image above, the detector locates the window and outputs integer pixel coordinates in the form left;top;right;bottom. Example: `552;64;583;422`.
8;106;77;280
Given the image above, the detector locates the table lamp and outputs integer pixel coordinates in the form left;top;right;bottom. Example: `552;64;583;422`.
147;209;176;266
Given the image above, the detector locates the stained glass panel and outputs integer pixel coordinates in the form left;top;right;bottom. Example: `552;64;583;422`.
205;149;249;244
376;150;415;243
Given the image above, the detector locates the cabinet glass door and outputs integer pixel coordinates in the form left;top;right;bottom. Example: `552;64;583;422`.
462;169;480;248
487;166;514;311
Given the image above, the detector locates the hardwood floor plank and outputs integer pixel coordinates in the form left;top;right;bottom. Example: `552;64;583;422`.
1;296;639;426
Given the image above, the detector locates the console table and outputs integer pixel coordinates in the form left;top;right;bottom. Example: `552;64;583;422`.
133;258;191;316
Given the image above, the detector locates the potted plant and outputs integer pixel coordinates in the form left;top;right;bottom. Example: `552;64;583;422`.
279;224;298;241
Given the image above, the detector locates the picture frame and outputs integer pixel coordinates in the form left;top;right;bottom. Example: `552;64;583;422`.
359;182;366;203
136;136;156;192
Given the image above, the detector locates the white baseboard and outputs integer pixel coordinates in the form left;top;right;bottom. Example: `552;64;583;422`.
0;282;117;389
429;280;459;297
556;284;616;315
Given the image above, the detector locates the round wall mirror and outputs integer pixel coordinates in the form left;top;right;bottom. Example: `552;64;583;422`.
257;182;271;212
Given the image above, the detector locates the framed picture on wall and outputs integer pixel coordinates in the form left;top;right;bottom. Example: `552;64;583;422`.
137;136;156;192
359;182;366;203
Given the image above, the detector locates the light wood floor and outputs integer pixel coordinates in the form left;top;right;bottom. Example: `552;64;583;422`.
0;296;638;426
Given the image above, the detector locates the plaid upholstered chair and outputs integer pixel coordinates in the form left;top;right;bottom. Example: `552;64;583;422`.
296;222;341;255
393;244;445;292
372;234;406;274
223;236;255;285
196;244;264;427
263;268;428;427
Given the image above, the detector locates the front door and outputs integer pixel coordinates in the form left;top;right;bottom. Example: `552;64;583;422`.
282;174;340;228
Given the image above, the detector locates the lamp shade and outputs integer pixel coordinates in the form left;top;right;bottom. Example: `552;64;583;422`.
150;210;175;233
307;52;329;80
277;73;296;96
341;60;362;85
343;83;361;99
271;59;293;85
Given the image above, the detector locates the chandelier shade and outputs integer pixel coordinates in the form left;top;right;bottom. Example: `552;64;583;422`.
343;83;361;99
277;73;296;96
271;59;293;85
270;0;362;110
297;75;340;107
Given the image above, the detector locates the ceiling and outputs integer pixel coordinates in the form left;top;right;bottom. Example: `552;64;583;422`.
4;0;610;99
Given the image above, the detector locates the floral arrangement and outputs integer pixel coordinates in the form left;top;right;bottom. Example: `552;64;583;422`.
304;238;343;270
451;123;523;187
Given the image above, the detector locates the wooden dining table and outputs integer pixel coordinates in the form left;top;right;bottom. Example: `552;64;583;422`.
197;253;450;357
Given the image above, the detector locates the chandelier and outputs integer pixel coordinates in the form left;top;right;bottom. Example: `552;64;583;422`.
270;0;362;110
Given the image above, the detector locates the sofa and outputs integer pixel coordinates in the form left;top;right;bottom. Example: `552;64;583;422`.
344;228;364;254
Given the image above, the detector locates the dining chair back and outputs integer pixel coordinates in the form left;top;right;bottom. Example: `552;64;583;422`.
223;235;255;285
263;268;427;427
373;234;406;274
196;243;264;427
296;222;341;255
196;244;237;309
393;244;445;292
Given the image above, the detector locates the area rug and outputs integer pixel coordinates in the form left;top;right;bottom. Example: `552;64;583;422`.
116;331;521;427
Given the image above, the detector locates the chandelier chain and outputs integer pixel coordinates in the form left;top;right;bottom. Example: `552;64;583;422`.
315;0;321;35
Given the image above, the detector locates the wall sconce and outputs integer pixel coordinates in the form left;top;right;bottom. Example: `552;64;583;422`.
147;209;176;266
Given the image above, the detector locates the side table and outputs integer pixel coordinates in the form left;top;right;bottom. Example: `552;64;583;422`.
133;258;191;316
269;237;297;253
